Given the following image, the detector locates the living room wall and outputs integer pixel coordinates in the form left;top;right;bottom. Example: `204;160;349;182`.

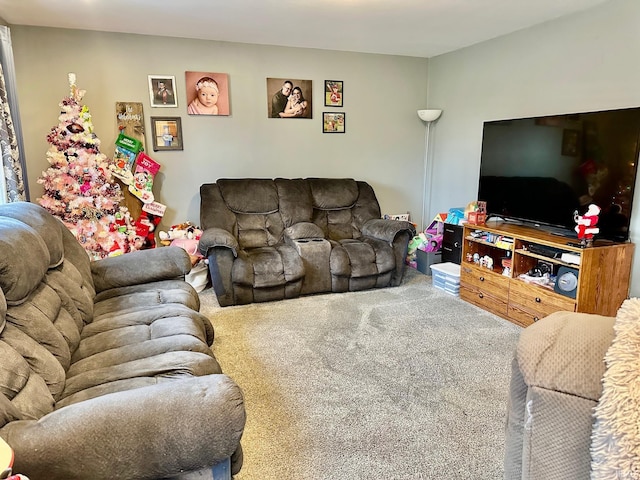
427;0;640;295
9;26;429;227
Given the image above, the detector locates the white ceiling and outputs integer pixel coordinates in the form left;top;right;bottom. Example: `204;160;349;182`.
0;0;610;58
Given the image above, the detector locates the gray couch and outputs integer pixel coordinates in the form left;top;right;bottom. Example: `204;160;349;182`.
504;310;614;479
0;202;245;480
199;178;415;306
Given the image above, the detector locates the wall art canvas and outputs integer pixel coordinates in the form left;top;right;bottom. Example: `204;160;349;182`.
266;78;312;119
185;71;230;116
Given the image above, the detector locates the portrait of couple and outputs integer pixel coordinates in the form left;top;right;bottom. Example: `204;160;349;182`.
267;78;312;119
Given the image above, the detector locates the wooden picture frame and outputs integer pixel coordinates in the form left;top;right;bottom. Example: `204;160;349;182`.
323;112;345;133
324;80;343;107
148;75;178;108
150;116;183;151
561;128;580;156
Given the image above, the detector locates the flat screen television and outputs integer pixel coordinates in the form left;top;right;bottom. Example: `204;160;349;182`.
477;107;640;242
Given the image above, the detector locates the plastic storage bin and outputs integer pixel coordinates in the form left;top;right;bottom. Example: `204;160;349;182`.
416;249;441;275
430;262;461;296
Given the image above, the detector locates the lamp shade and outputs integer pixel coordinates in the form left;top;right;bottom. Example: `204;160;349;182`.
417;109;442;122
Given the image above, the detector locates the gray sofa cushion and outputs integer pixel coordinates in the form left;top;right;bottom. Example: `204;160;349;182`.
218;178;279;214
0;201;65;268
0;218;50;305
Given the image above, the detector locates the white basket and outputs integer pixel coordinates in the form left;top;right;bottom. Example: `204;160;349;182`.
186;260;209;293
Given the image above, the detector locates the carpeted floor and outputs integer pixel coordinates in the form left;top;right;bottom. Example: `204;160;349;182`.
198;268;522;480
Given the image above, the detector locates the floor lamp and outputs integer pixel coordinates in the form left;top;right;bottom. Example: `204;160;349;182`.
417;109;442;232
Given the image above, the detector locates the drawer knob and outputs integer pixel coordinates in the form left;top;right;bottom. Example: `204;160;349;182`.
479;276;485;282
533;316;540;322
478;293;484;299
535;297;541;303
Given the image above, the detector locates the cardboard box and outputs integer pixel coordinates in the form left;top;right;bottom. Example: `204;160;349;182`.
467;211;486;225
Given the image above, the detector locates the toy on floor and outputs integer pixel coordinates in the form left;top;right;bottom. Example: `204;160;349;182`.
422;212;447;252
159;221;202;244
159;221;204;266
406;213;448;265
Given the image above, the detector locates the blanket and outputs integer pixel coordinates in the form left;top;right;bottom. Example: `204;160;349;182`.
590;298;640;479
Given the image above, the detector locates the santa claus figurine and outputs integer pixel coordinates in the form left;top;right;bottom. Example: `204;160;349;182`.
574;204;601;247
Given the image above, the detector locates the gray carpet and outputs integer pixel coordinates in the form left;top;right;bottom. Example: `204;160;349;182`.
198;268;522;480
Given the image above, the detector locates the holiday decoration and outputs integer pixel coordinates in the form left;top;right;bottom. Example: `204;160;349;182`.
574;204;601;247
129;152;161;203
110;133;142;184
134;201;166;249
38;73;141;260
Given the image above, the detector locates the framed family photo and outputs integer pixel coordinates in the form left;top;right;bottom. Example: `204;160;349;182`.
185;71;230;115
324;80;343;107
148;75;177;108
150;117;183;151
266;78;313;119
323;112;345;133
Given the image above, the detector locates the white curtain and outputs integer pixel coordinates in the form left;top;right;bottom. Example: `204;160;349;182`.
0;25;27;203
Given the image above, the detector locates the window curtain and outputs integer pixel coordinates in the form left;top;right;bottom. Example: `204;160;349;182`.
0;25;27;203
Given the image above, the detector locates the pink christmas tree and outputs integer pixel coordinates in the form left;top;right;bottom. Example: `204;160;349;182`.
38;74;141;260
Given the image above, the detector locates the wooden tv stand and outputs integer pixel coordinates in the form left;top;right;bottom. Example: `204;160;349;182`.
460;220;634;327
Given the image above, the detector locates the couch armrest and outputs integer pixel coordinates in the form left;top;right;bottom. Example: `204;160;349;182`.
361;219;416;244
517;310;615;401
2;375;245;480
198;228;239;257
91;246;192;293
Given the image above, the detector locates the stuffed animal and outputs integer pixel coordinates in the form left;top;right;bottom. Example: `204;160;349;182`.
158;221;203;246
574;204;600;246
407;235;424;256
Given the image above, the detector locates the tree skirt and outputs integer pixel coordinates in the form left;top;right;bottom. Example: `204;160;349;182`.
591;298;640;479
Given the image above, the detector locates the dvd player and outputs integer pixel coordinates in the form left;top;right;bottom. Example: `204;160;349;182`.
528;244;565;259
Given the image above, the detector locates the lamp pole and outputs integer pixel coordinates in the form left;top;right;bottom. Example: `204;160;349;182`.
417;109;442;232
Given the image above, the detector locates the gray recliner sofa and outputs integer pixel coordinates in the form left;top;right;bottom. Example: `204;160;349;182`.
0;202;245;480
199;178;415;306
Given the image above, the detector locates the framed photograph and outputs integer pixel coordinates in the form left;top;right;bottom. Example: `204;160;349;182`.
323;112;345;133
266;78;313;119
185;71;230;115
562;128;580;156
324;80;343;107
148;75;177;108
150;117;183;151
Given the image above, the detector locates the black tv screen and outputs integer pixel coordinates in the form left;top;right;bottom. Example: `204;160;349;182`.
477;107;640;242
